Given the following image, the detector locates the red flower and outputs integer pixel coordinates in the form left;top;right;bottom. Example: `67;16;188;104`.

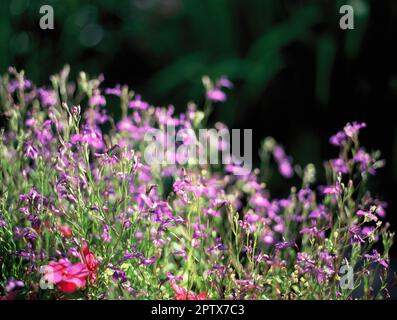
170;280;208;300
44;259;89;293
81;241;99;282
58;225;72;238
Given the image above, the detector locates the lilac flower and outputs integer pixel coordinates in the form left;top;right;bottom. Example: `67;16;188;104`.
314;266;334;283
354;148;376;175
8;79;31;93
319;251;335;265
274;240;294;250
203;207;221;217
278;159;294;178
300;226;324;238
207;88;226;102
101;224;111;242
349;225;365;244
105;85;122;96
71;125;104;149
249;193;269;208
35;120;54;146
205;265;227;278
216;76;233;89
321;181;342;196
117;117;136;133
330;158;349;174
5;278;24;292
329;131;347;146
128;95;149;110
374;200;387;218
273;146;286;162
308;205;329;220
160;272;183;286
112;268;127;283
141;256;155;266
38;88;57;107
356;209;378;222
297;252;316;273
206;76;232;102
25;141;39;159
362;226;377;240
0;216;6;228
89;92;106;107
344;121;366;138
272;145;294;178
364;250;389;269
298;188;313;208
262;231;274;244
172;250;187;259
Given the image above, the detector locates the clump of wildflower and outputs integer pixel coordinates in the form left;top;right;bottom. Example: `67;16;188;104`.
0;67;393;301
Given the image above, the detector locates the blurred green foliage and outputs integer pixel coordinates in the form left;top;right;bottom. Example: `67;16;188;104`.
1;0;370;124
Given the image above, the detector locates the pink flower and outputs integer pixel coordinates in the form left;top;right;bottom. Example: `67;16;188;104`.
82;241;99;282
89;94;106;107
207;88;226;102
356;209;378;222
278;159;294;178
329;131;347;146
128;95;149;110
58;225;72;238
170;280;208;300
344;121;366;138
44;259;89;293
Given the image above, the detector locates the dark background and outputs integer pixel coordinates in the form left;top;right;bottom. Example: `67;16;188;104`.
1;0;397;265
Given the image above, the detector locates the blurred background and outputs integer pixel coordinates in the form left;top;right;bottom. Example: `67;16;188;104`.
1;0;397;278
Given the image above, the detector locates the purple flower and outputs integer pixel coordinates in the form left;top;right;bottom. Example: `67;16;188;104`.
308;205;329;220
141;256;156;266
300;226;324;237
216;76;233;89
272;145;294;178
117;117;135;133
298;188;313;208
356;209;378;222
274;240;294;250
278;159;294;178
349;225;365;244
71;125;104;149
160;272;183;286
374;200;387;218
344;121;366;138
112;268;127;283
297;252;315;273
330;158;349;174
362;226;377;240
5;278;24;292
8;79;31;93
273;146;286;162
321;181;342;196
128;95;149;110
89;93;106;107
101;224;111;242
105;85;122;96
329;131;347;146
25;141;39;159
38;88;57;107
0;216;6;228
364;250;389;269
354;148;376;174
